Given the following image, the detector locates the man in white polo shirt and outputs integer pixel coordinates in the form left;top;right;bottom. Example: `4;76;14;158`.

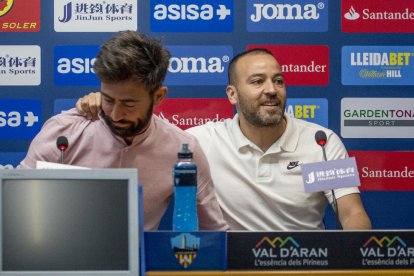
76;48;371;231
186;48;371;231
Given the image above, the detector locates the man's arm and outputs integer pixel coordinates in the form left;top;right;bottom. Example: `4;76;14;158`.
75;92;101;119
337;193;372;230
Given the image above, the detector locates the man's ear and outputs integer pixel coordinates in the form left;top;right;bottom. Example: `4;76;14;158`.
153;86;167;105
226;85;237;105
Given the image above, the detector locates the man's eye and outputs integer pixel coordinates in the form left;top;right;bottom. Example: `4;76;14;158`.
275;79;284;86
103;98;114;104
123;103;136;108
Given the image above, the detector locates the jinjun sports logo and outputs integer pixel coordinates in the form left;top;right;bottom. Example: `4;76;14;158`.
0;0;13;17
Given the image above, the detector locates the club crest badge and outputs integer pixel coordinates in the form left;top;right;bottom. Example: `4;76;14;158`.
170;233;200;268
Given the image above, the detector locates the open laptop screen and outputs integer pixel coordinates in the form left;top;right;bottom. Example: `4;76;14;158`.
0;169;139;276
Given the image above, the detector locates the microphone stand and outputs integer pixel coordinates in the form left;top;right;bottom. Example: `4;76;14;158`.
320;144;342;230
59;148;65;164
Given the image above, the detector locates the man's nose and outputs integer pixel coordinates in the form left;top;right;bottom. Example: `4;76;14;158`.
110;104;125;121
264;79;277;95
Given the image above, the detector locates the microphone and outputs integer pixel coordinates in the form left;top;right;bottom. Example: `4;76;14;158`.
314;130;342;230
56;136;68;164
315;130;327;161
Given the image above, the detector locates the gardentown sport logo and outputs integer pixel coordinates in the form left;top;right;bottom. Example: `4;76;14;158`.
247;0;328;32
0;45;40;86
154;98;233;130
252;236;328;268
151;0;233;32
341;98;414;138
170;233;200;268
165;46;232;85
0;99;41;140
360;236;414;267
0;0;40;32
54;45;99;86
54;0;137;32
342;0;414;33
342;46;414;85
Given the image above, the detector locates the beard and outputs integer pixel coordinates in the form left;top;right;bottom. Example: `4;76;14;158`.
238;93;285;127
101;102;154;139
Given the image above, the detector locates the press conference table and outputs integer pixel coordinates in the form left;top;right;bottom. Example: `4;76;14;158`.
147;271;414;275
145;231;414;275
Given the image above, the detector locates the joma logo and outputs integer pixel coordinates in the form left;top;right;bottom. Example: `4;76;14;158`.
251;3;323;22
168;56;227;73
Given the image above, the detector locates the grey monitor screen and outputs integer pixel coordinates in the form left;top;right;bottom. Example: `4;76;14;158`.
0;169;139;276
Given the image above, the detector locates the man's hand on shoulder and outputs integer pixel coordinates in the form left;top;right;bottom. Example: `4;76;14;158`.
75;92;102;120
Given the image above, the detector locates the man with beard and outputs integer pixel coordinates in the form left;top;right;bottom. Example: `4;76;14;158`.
187;48;371;230
76;48;371;231
19;30;228;231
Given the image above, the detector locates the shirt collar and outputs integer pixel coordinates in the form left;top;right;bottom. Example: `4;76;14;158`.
278;114;299;153
229;114;252;150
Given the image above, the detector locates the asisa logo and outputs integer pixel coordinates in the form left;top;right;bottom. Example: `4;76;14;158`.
247;0;328;32
54;45;100;86
151;0;233;32
165;46;232;85
0;99;41;140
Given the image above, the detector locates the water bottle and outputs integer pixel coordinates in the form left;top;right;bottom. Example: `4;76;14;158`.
172;143;198;232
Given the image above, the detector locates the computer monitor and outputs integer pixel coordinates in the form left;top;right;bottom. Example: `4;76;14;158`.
0;169;140;276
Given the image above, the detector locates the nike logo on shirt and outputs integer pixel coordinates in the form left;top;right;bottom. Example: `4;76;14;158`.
287;161;301;170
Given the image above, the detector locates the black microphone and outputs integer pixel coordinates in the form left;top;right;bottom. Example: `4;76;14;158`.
56;136;69;164
314;130;342;230
315;130;327;161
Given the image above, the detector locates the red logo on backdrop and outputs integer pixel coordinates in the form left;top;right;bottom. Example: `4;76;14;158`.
154;98;234;130
247;45;329;86
342;0;414;33
0;0;40;32
349;151;414;191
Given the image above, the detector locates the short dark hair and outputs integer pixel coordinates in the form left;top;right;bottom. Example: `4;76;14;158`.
93;30;171;95
228;48;275;85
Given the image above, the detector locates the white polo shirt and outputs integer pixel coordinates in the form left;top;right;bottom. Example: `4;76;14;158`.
187;114;360;231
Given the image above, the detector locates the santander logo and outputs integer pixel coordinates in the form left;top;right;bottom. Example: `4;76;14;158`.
154;98;234;130
247;45;329;86
341;0;414;33
344;6;360;20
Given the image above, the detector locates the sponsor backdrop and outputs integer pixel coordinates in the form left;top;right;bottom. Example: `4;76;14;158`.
1;0;414;229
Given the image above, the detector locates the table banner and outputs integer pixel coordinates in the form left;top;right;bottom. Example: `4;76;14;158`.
227;231;414;270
